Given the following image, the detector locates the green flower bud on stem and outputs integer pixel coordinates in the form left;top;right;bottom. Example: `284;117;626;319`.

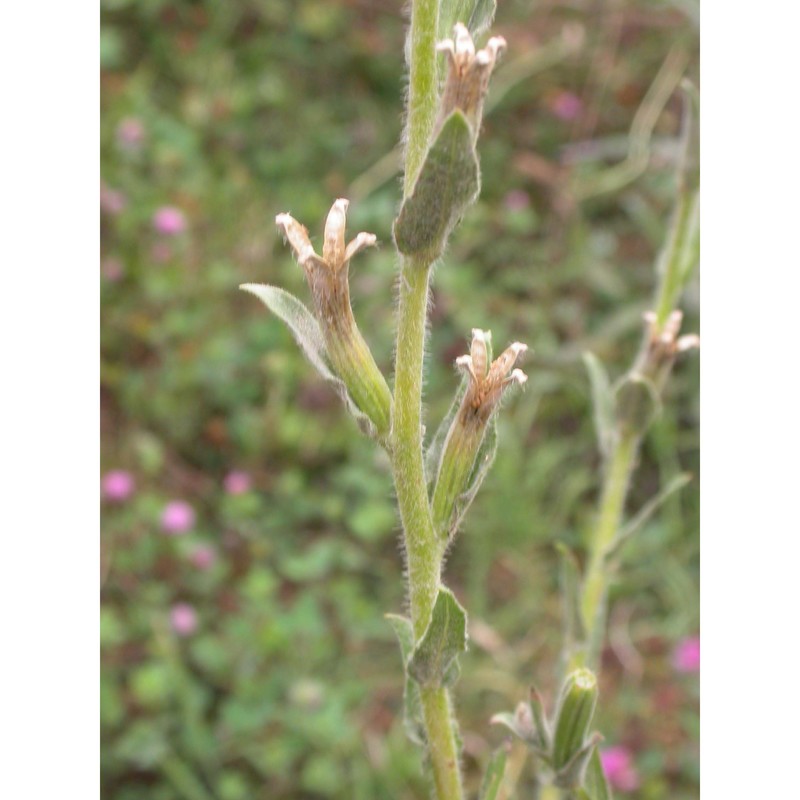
551;668;599;774
275;200;393;440
431;329;527;540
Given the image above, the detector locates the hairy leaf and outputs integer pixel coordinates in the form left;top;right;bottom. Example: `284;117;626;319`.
556;542;586;661
439;0;498;42
240;283;376;438
408;588;468;688
386;614;426;746
606;472;693;563
583;352;617;459
578;747;613;800
478;745;508;800
394;111;480;259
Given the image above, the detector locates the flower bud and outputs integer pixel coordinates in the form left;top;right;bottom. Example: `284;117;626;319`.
551;668;599;774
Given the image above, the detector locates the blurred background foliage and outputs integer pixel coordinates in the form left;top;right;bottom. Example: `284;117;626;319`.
100;0;699;797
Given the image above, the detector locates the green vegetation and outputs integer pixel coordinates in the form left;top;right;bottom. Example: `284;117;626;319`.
101;1;699;797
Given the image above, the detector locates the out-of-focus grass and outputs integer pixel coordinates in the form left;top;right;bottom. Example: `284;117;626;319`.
101;1;699;798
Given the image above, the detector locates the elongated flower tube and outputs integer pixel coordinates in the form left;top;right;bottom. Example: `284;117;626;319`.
275;199;392;439
431;329;527;540
436;23;506;141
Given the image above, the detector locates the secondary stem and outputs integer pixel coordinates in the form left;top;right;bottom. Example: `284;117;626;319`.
580;430;639;667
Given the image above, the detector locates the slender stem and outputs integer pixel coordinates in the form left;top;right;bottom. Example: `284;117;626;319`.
392;261;464;800
393;262;439;633
580;431;639;667
404;0;440;194
392;4;464;798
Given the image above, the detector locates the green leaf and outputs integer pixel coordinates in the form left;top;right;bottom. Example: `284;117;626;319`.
614;372;661;437
606;472;693;563
580;747;614;800
240;283;376;438
439;0;498;42
583;352;617;459
394;111;480;260
408;587;468;688
556;543;586;662
386;614;426;746
478;745;508;800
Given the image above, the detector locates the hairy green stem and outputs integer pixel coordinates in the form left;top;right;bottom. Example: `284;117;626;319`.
404;0;440;194
392;260;464;800
580;430;639;667
392;4;463;798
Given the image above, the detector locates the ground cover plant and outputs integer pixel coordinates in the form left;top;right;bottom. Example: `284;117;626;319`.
101;1;699;797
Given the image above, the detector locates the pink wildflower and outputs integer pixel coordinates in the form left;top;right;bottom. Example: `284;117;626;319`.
189;545;216;571
170;603;198;637
161;500;196;535
102;470;135;502
550;90;583;121
102;258;125;283
152;206;186;236
101;184;127;215
503;189;531;212
117;117;145;150
600;746;640;792
224;470;252;495
673;635;700;673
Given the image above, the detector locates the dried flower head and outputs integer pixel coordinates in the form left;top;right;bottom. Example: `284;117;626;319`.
275;199;376;325
637;309;699;386
456;329;528;425
274;200;392;438
436;23;506;138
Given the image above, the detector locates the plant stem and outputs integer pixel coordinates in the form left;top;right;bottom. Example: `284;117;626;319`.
404;0;440;194
393;261;439;633
580;430;639;667
393;260;464;800
392;6;464;798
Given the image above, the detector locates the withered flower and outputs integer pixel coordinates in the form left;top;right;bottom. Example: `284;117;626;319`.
431;329;528;539
275;199;392;439
616;310;699;436
436;23;506;139
456;329;528;427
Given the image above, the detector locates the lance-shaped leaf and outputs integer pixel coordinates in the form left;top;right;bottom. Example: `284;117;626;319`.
386;614;426;747
577;747;614;800
583;352;617;460
241;283;377;439
408;587;468;688
556;543;587;668
394;111;480;260
439;0;498;42
605;472;693;564
478;745;508;800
